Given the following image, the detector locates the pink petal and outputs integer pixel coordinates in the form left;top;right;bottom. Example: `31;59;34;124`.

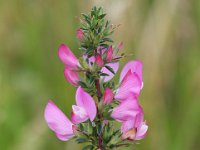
64;67;80;87
101;62;119;82
118;42;123;50
56;133;75;141
76;87;97;122
115;70;142;100
71;105;89;124
135;122;148;140
120;60;143;86
106;46;113;62
95;54;104;67
134;110;144;128
58;44;79;70
121;109;144;133
111;98;141;122
103;88;114;104
121;120;135;133
44;100;74;141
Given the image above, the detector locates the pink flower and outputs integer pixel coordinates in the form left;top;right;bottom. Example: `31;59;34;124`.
115;70;142;101
106;46;113;62
64;67;80;87
58;44;79;70
71;87;97;124
44;100;74;141
95;54;104;67
111;97;142;122
120;60;143;89
111;96;148;140
103;88;114;104
121;110;148;141
44;88;97;141
76;28;84;40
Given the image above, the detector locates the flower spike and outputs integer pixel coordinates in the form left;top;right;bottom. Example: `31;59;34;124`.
45;6;148;149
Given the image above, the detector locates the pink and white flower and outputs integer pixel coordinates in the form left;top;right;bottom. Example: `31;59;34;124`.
71;87;97;124
44;100;74;141
111;96;148;140
121;110;148;141
44;87;97;141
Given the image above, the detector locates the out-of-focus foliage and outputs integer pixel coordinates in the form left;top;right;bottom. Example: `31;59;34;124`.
0;0;200;150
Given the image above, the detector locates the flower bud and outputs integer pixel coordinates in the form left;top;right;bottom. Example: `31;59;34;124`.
103;88;114;104
95;54;104;67
58;44;79;70
103;119;109;126
106;46;113;62
76;28;84;40
64;67;80;87
118;42;123;49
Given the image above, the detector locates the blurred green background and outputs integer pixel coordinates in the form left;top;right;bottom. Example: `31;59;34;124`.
0;0;200;150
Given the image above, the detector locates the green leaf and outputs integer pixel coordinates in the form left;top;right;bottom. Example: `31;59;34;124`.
105;65;115;75
76;138;88;144
99;72;109;77
100;43;109;48
105;20;110;28
108;130;122;146
84;122;94;135
98;14;106;19
82;145;94;150
78;81;88;89
79;57;89;69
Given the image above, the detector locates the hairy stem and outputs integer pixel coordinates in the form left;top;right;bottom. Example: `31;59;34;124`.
95;76;104;150
95;60;104;150
95;79;102;101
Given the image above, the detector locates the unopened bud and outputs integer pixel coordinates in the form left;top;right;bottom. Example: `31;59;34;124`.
95;54;104;67
106;46;113;62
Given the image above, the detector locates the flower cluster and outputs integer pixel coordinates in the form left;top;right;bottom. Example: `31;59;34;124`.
44;7;148;150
